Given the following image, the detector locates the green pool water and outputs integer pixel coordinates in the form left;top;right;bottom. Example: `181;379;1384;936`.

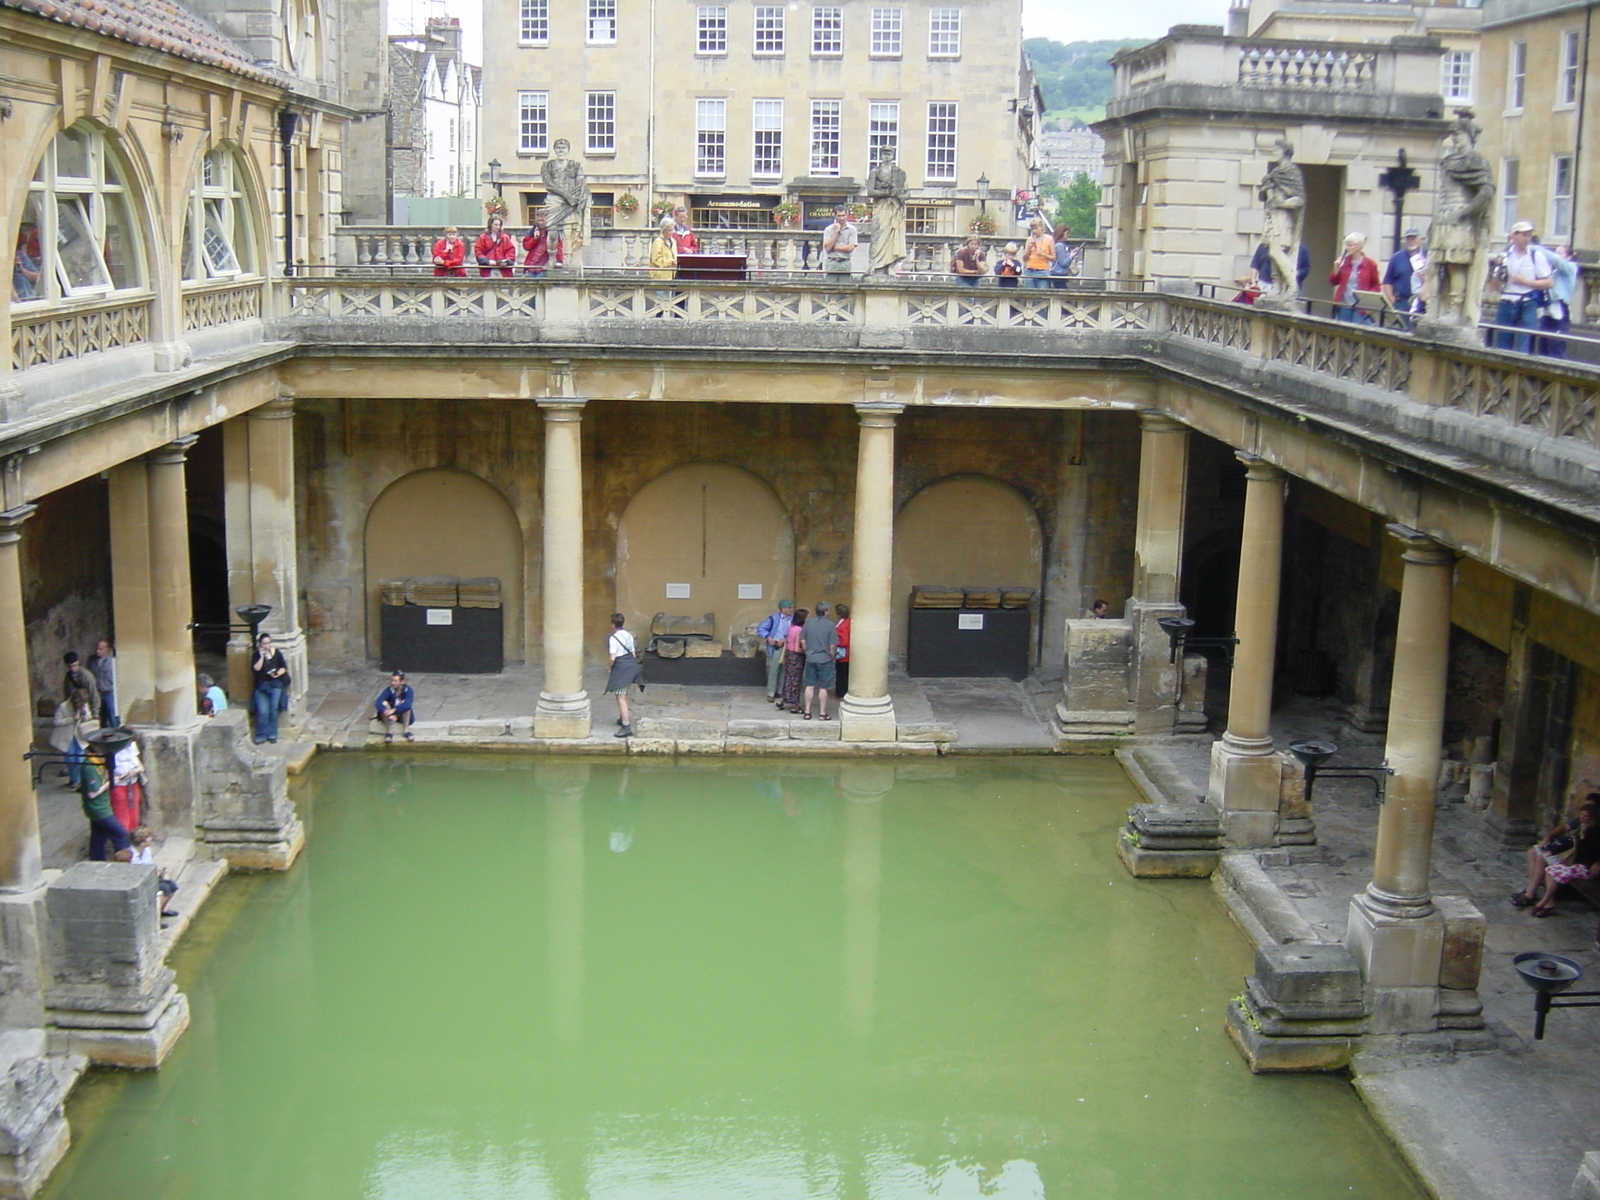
44;754;1422;1199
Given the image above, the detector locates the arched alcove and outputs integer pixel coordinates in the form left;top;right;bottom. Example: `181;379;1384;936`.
616;464;793;647
364;468;524;662
891;476;1044;658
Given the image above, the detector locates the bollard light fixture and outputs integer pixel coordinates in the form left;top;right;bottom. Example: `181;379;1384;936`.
1288;738;1393;803
1513;951;1600;1039
1156;616;1239;666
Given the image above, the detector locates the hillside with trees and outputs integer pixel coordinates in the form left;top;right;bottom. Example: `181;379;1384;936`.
1025;37;1146;121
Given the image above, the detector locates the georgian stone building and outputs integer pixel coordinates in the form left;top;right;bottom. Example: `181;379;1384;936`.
477;0;1041;235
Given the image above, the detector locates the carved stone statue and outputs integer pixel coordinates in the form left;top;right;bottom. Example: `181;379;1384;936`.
1257;138;1305;308
541;138;589;258
866;147;908;274
1419;110;1495;341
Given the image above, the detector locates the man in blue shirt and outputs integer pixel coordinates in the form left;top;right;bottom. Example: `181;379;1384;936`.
756;601;794;704
1381;229;1427;327
376;671;415;743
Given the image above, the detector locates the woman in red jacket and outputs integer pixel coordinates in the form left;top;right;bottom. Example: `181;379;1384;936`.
1329;232;1380;323
522;215;564;276
431;227;466;277
473;216;518;277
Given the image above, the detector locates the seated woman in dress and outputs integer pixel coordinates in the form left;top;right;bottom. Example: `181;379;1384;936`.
1513;797;1600;916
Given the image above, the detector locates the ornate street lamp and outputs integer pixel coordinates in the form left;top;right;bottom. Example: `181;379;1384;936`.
488;158;504;199
977;172;990;216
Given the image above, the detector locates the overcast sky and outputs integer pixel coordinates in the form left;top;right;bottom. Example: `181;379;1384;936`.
400;0;1232;67
1023;0;1226;44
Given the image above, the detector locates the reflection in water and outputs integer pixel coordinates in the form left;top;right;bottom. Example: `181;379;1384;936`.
42;756;1426;1200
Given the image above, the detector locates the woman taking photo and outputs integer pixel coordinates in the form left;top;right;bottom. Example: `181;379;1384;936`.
251;632;289;744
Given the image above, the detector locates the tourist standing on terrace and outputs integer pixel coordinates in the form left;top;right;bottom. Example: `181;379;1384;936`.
649;218;678;280
822;208;857;277
1022;219;1055;288
757;600;795;703
87;637;117;727
1329;233;1380;322
606;614;642;738
801;602;839;721
951;238;986;285
1537;243;1579;359
522;215;563;275
1381;229;1427;326
670;206;700;255
780;609;808;712
473;216;517;278
833;604;851;699
431;227;466;277
1495;221;1555;353
250;632;289;744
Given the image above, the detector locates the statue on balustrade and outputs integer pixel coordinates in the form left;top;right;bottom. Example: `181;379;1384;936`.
867;147;908;274
1256;138;1305;310
1419;109;1494;343
541;139;589;264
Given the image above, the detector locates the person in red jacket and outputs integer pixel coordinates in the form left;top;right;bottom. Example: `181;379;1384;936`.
1328;232;1380;323
473;216;517;277
522;214;564;276
431;227;466;277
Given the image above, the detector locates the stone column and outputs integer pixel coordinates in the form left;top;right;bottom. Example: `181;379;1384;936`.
224;399;307;712
1126;411;1190;734
839;403;902;742
1207;456;1287;847
535;399;591;739
1346;527;1463;1034
147;437;199;729
1363;528;1455;921
108;463;156;725
0;505;42;896
143;438;201;831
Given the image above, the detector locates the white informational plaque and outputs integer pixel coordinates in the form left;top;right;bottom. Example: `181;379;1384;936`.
737;583;763;600
957;613;985;630
426;608;454;625
665;583;692;599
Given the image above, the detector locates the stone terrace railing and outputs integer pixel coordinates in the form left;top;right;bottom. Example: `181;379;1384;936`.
271;277;1600;465
1236;42;1379;90
9;295;151;371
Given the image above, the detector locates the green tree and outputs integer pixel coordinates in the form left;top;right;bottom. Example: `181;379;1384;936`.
1024;37;1146;115
1039;171;1102;238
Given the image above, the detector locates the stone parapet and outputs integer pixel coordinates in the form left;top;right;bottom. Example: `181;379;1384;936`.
0;1030;81;1200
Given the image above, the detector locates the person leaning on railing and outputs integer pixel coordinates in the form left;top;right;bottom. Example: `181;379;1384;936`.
951;237;987;287
431;227;466;278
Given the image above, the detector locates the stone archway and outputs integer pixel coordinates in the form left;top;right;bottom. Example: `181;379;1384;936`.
616;464;793;648
364;468;524;663
891;475;1044;660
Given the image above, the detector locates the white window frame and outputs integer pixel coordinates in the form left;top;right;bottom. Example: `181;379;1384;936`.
15;122;146;305
868;102;899;173
1551;154;1574;240
928;8;961;58
184;147;256;282
1441;49;1473;103
752;99;783;178
519;0;548;45
587;0;616;45
925;101;958;182
810;99;841;176
1500;158;1519;234
870;7;902;57
698;6;728;54
1559;30;1581;108
812;6;843;56
587;91;616;153
754;6;784;54
1507;40;1526;112
518;90;549;154
696;98;727;178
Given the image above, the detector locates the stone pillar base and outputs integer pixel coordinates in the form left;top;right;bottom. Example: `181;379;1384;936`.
195;711;302;870
534;691;592;740
1116;803;1221;878
44;864;189;1069
136;724;200;832
839;694;897;742
1346;895;1448;1034
49;988;190;1070
1478;806;1537;850
1207;739;1282;848
0;1030;80;1200
1225;943;1364;1072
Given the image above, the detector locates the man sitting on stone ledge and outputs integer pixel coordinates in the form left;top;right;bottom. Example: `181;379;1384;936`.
376;671;416;744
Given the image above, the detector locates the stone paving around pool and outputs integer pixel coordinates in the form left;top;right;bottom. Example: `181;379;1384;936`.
291;664;1062;756
1127;695;1600;1200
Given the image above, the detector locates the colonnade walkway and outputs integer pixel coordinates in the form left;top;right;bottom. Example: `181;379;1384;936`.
287;664;1063;754
1128;693;1600;1200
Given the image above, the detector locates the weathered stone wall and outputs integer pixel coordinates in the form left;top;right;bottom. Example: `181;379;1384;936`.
22;477;111;708
296;398;1143;673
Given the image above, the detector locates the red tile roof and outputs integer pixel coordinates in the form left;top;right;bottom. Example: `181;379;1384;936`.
2;0;283;85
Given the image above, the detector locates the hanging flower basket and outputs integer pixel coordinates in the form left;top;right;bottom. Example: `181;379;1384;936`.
617;192;640;216
649;200;674;222
849;202;871;220
484;195;509;220
771;201;801;226
968;212;997;236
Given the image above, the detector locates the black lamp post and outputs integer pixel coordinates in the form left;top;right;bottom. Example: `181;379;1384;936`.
488;158;504;198
188;604;274;637
1156;616;1240;666
1288;738;1393;803
1377;149;1421;258
1514;952;1600;1039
